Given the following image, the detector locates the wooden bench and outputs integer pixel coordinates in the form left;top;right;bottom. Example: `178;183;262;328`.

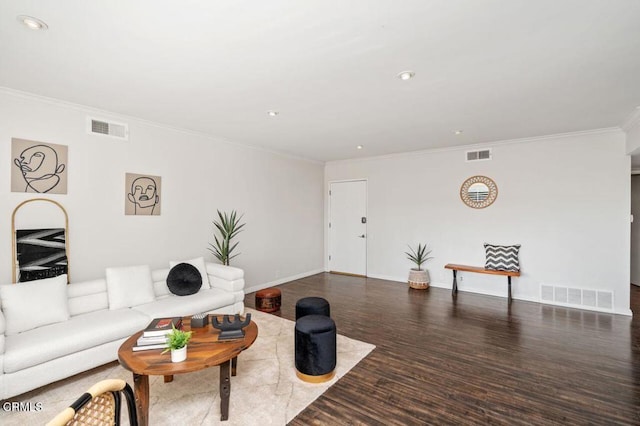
444;264;521;303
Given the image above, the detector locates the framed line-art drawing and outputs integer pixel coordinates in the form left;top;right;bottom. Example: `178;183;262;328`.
12;138;68;194
125;173;162;215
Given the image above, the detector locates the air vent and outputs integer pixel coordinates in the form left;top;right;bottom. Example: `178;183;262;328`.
466;148;492;162
87;117;128;140
540;284;613;312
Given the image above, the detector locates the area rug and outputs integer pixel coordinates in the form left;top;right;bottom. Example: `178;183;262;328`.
3;308;375;425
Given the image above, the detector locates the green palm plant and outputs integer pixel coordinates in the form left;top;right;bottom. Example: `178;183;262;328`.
208;210;246;265
405;243;433;271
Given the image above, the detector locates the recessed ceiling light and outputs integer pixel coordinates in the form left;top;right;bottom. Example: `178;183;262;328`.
397;71;415;81
454;130;463;135
17;15;48;30
267;110;279;117
356;145;363;150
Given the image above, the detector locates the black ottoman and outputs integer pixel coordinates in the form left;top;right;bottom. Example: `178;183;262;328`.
295;314;337;383
295;297;330;320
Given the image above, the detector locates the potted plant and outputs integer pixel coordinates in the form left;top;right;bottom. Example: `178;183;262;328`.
406;243;433;289
208;210;246;265
162;325;193;362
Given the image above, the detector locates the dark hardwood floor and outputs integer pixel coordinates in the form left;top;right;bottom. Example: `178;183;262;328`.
245;274;640;425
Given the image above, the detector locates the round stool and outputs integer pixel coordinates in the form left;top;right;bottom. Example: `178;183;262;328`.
295;297;330;320
295;314;336;383
255;288;282;313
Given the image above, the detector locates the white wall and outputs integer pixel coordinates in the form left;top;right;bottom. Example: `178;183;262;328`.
624;109;640;156
0;89;325;289
631;175;640;286
325;130;632;315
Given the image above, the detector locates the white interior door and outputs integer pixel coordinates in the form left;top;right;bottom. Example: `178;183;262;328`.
329;180;367;276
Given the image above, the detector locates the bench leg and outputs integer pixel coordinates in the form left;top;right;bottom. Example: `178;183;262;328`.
452;270;458;296
508;276;512;303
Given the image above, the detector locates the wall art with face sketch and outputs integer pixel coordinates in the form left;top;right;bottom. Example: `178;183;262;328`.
11;138;68;194
125;173;162;216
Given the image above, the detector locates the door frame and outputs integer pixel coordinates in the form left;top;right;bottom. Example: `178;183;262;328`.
327;178;368;276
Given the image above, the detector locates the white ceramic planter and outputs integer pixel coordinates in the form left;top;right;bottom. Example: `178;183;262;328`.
171;346;187;363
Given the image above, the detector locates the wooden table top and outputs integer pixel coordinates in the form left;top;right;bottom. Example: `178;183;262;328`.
118;316;258;376
444;263;521;277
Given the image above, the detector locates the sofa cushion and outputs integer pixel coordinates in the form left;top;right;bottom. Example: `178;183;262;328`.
67;279;109;316
105;265;155;310
0;275;69;335
167;263;202;296
170;257;211;289
152;268;171;297
206;263;244;281
3;308;148;373
132;288;235;319
210;277;245;293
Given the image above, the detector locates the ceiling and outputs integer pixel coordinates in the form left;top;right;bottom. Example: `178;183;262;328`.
1;1;640;163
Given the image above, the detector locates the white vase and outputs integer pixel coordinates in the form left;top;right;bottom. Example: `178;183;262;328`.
171;346;187;362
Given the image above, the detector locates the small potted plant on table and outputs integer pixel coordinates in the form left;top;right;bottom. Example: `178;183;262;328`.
406;243;433;289
162;325;193;363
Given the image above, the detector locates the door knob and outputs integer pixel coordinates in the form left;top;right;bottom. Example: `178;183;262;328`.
358;234;366;238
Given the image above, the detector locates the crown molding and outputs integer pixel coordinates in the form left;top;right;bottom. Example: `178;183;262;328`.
326;127;622;166
622;106;640;131
0;87;323;165
1;86;628;167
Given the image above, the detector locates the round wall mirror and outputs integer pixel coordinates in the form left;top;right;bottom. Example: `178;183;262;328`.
460;176;498;209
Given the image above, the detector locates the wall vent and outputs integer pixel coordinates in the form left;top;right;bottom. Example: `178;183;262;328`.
87;117;128;140
540;284;613;311
465;148;492;162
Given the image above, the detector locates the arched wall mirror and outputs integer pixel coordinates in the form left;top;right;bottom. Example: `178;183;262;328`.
12;198;70;283
460;176;498;209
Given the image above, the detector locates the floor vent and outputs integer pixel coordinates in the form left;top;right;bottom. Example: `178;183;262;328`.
540;284;613;311
466;148;492;162
87;116;128;140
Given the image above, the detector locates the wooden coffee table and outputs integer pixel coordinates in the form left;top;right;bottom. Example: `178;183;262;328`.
118;315;258;425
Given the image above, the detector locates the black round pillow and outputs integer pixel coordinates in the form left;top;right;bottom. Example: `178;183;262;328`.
167;263;202;296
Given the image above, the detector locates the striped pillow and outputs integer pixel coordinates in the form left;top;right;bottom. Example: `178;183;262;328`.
484;243;521;272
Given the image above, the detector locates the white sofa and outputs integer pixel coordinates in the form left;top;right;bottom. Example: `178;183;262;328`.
0;260;244;400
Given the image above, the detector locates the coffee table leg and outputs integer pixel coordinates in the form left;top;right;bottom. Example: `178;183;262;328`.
133;373;149;426
164;375;174;383
232;356;237;376
220;360;231;421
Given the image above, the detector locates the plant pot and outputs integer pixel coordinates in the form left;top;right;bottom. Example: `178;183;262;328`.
408;269;430;289
171;346;187;363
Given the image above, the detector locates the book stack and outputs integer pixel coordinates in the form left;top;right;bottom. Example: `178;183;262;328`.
132;317;183;352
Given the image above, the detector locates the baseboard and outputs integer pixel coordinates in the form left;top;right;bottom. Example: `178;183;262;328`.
247;272;634;317
366;273;451;290
245;269;325;294
365;273;405;283
437;283;633;317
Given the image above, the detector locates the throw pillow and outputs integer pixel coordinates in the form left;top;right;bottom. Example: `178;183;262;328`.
105;265;155;310
169;257;210;289
0;274;69;335
166;263;203;296
484;243;521;272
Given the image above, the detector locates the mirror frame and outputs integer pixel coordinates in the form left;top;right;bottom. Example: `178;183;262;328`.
460;175;498;209
11;198;70;283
